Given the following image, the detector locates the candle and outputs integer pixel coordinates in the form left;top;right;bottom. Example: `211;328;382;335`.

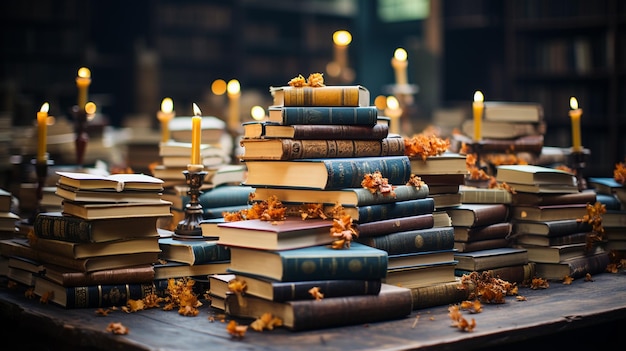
76;67;91;110
472;90;484;141
391;48;408;86
37;102;49;162
384;96;403;135
332;30;352;71
191;103;202;166
157;97;175;143
569;97;582;152
227;79;241;132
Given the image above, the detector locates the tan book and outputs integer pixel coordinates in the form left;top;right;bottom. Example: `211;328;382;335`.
430;192;462;209
55;184;164;203
56;171;164;192
459;185;513;204
454;247;529;271
384;261;458;289
483;101;543;122
61;199;173;220
270;85;370;107
461;119;545;139
409;152;468;176
495;164;577;186
30;237;161;259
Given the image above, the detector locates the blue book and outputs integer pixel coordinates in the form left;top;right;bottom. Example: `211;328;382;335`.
158;237;230;265
357;226;455;255
331;197;435;224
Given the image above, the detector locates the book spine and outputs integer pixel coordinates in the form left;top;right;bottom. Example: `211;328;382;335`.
34;214;93;243
410;280;471;310
271;138;404;160
191;243;231;264
280;253;388;281
355;214;435;238
472;205;510;227
543;221;593;236
353;198;435;224
354;184;430;206
546;232;589;246
57;266;156;287
284;87;365;107
357;226;454;255
290;123;389;140
271;279;382;302
460;222;512;242
324;156;412;190
461;190;512;204
566;252;610;279
454;238;510;253
65;279;169;308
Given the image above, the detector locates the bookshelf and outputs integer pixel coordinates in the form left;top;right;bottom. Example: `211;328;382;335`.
442;0;626;178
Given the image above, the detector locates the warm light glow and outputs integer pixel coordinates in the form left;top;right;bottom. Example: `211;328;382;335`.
193;103;202;116
386;96;400;110
333;30;352;46
251;106;265;121
394;48;408;62
161;97;173;113
212;79;227;95
76;67;92;110
85;102;97;115
374;95;387;110
570;97;578;110
227;80;241;95
40;102;50;114
77;67;91;79
474;90;484;103
37;102;49;162
191;103;202;166
569;97;582;151
472;91;484;141
384;96;402;135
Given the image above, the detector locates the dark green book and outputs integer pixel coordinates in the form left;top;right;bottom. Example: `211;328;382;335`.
357;225;454;255
158;237;230;265
332;197;435;224
180;185;253;211
268;106;379;125
227;242;388;282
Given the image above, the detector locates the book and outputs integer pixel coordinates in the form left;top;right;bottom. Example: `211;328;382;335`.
409;278;472;310
459;185;513;204
513;232;590;247
455;262;536;284
267;105;378;125
384;261;458;288
35;251;160;273
7;256;45;275
216;217;334;251
33;212;161;243
168;116;225;144
164;185;254;212
30;237;161;259
409;152;468;176
61;199;173;220
453;238;510;252
253;183;429;207
461;119;546;139
56;171;165;192
596;193;623;211
54;184;165;204
603;210;626;227
320;197;435;224
512;219;592;236
534;251;610;280
502;182;581;194
454;222;512;242
431;192;463;209
224;273;382;302
0;188;12;212
483;101;543;122
0;211;18;233
238;137;405;160
445;203;510;227
453;133;545;155
387;250;456;269
33;276;169;309
158;140;229;157
153;260;230;280
512;190;597;206
270;85;371;107
454;247;528;271
152;164;246;188
227;242;388;282
223;283;412;331
161;154;228;168
355;213;434;238
587;177;624;195
242;155;412;190
495;164;577;186
158;237;231;265
7;266;38;286
357;226;454;255
433;211;453;227
43;264;156;287
510;204;589;221
242;121;389;140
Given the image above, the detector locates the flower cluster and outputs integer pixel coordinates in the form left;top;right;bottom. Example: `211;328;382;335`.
288;73;325;87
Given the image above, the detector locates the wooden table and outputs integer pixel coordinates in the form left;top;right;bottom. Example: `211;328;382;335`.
1;271;625;351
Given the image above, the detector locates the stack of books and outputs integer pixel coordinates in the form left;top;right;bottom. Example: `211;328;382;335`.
409;152;467;211
586;177;626;255
499;165;609;280
0;188;18;237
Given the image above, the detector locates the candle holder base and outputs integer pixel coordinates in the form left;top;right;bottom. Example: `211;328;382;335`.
566;148;590;191
28;157;54;225
174;169;207;240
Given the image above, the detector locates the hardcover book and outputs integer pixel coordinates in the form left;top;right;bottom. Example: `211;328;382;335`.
227;242;388;282
357;225;454;255
516;243;599;264
270;85;371;107
454;222;512;242
242;155;412;190
158;237;231;265
461;119;546;139
454;247;528;272
430;192;463;209
502;182;580;194
445;203;510;227
216;217;334;251
453;238;510;252
409;152;468;176
153;260;230;280
319;197;435;224
513;232;590;247
355;213;435;238
510;204;589;221
587;177;624;195
409;278;472;310
61;199;173;220
483;101;543;122
239;137;405;160
56;171;165;192
55;184;165;204
223;283;412;331
168;116;226;144
384;261;458;288
511;190;596;206
35;251;160;273
163;185;254;212
495;164;577;186
31;236;161;259
267;105;378;125
459;185;513;204
158;140;229;157
43;264;155;287
534;251;610;280
455;134;544;155
512;219;592;237
242;121;389;140
387;250;456;269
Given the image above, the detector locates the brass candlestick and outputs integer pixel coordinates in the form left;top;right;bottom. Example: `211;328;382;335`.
29;157;53;224
567;148;590;191
174;165;207;240
72;105;88;168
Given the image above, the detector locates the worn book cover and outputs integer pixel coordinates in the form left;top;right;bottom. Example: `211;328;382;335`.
357;225;454;255
355;213;435;238
495;164;577;186
242;121;389;140
61;199;173;220
446;203;509;227
158;237;231;265
510;204;589;221
270;85;370;107
409;152;468;176
459;185;513;204
267;105;378;125
56;171;165;191
43;264;155;287
513;232;590;247
454;222;512;242
454;238;510;252
512;190;596;206
31;236;161;259
409;278;471;310
512;219;592;237
534;251;610;280
454;247;528;271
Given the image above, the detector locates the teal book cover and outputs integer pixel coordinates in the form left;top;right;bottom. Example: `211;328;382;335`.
158;237;231;265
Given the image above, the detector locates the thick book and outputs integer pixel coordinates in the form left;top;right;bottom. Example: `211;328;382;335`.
454;247;528;271
321;197;435;224
253;183;429;207
518;243;602;264
384;261;458;288
224;283;412;331
56;171;164;191
7;266;38;286
227;242;388;282
409;278;472;310
453;238;510;252
445;203;510;227
216;217;334;251
239;137;405;160
31;236;161;259
387;250;456;269
153;260;230;280
513;232;590;247
587;177;624;195
164;185;254;212
267;105;378;125
0;188;12;212
61;199;173;220
495;164;577;186
357;225;454;255
483;101;543;122
534;251;610;280
33;276;169;309
603;210;626;228
35;251;160;273
431;192;463;209
43;264;155;287
158;237;231;265
242;121;389;139
466;134;544;155
502;182;580;194
7;256;45;275
409;152;468;176
243;155;412;190
33;212;161;243
455;262;536;284
459;185;513;204
512;219;592;236
454;222;512;242
270;85;371;107
461;119;545;139
355;213;434;238
55;184;165;204
512;190;596;206
510;204;589;221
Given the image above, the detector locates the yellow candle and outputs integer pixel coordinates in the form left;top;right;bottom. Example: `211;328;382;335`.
191;103;202;165
472;90;484;141
227;79;241;132
76;67;91;110
157;97;175;143
569;97;582;152
391;48;408;86
37;102;49;162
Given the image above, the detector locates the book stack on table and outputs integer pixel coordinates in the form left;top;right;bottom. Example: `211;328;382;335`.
500;165;610;281
409;152;467;211
587;177;626;254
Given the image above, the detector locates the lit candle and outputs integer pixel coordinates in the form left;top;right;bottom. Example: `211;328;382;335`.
227;79;241;132
391;48;408;86
472;91;484;141
569;97;582;152
333;30;352;71
384;96;403;135
157;97;175;143
76;67;91;110
250;105;266;121
37;102;49;162
191;103;202;166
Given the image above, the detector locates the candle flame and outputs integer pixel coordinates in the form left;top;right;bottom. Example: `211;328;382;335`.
570;97;578;110
212;79;227;95
77;67;91;79
251;105;265;121
474;91;484;103
192;103;202;116
386;96;400;110
85;102;97;115
161;97;173;113
333;30;352;46
227;80;241;95
394;48;407;62
40;102;49;113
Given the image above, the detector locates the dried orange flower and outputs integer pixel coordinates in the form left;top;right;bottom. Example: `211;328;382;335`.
562;276;574;285
106;322;129;335
296;203;328;220
459;299;482;313
250;312;284;331
530;277;549;289
228;278;248;307
308;286;324;300
614;159;626;184
329;211;358;249
287;73;325;87
288;74;307;87
226;320;248;339
24;288;35;299
223;195;286;222
406;174;425;188
163;277;201;317
579;201;607;249
404;133;450;160
361;171;396;196
515;295;527;301
95;308;113;316
459;271;517;304
584;273;594;282
448;304;476;332
125;299;146;313
40;290;53;304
